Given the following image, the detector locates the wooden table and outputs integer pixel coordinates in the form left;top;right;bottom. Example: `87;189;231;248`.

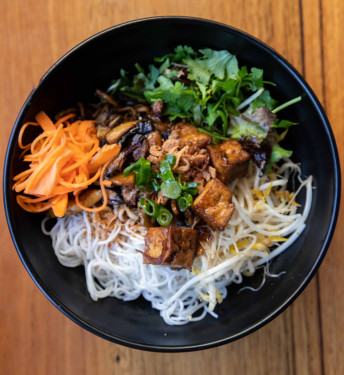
0;0;343;374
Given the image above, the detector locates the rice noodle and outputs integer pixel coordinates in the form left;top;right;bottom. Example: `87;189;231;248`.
43;158;312;325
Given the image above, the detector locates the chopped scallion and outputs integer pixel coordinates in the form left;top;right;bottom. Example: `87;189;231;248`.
165;154;177;165
160;180;182;199
157;207;173;226
139;197;158;217
177;193;193;212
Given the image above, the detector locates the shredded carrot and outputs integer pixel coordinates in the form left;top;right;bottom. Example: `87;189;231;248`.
13;112;121;217
35;111;56;132
51;193;68;217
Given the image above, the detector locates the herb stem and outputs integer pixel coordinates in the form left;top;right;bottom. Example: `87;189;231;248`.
271;96;302;114
262;80;277;86
236;88;265;111
198;128;230;141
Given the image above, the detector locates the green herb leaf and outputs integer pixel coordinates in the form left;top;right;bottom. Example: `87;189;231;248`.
247;67;264;91
185;58;212;85
198;49;239;80
265;144;293;172
251;90;278;111
155;45;197;63
272;119;299;129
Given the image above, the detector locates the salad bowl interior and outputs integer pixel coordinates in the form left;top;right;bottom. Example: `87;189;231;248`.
3;17;340;351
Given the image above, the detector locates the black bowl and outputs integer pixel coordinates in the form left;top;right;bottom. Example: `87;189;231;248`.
3;17;341;351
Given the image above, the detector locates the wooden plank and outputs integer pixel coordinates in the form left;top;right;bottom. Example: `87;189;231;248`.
293;2;325;374
315;0;344;374
0;0;329;374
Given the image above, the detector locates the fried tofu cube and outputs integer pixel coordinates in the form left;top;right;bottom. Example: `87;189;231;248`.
170;123;212;151
192;178;235;231
144;227;198;269
207;139;250;184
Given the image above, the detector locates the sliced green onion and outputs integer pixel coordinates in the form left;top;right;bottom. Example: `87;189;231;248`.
183;182;200;189
177;193;193;212
124;158;151;187
186;187;199;195
139;197;158;217
157;207;173;226
160;180;182;199
151;178;160;192
160;160;174;181
182;181;200;195
123;160;140;177
136;159;151;186
165;154;176;165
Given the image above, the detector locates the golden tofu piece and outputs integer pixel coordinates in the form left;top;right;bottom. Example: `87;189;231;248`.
170;123;212;150
192;178;235;231
207;139;250;184
144;227;199;269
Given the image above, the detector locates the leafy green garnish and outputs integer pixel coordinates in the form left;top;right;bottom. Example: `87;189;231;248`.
112;46;279;138
251;90;278;111
185;49;239;84
272;119;298;129
108;45;301;172
230;115;269;142
265;144;293;172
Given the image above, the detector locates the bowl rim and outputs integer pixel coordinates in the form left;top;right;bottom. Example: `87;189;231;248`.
3;16;341;352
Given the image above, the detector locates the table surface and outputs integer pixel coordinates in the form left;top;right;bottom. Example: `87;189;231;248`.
1;0;343;374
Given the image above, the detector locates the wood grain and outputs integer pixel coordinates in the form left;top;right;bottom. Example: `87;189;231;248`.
316;0;344;374
0;0;342;374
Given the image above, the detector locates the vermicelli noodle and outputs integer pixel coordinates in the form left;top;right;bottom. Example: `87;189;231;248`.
43;158;312;325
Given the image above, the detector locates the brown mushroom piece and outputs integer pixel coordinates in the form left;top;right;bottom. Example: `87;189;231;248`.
207;139;251;184
131;134;149;160
105;120;140;144
96;125;111;141
107;172;135;187
192;178;235;231
143;227;199;270
47;189;103;217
